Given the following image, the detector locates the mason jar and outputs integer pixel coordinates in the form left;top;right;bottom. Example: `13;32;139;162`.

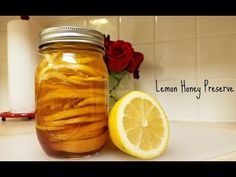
35;26;109;158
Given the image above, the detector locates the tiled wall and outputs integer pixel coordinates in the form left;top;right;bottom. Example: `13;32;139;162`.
1;16;236;122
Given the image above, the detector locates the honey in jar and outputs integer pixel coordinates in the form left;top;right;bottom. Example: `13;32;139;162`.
35;26;108;158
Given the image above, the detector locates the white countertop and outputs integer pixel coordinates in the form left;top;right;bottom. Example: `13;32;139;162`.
1;119;236;161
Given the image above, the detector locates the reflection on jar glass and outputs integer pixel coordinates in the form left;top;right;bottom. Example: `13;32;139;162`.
35;26;109;158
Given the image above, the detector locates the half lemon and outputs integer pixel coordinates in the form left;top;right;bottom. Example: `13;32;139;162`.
109;91;169;159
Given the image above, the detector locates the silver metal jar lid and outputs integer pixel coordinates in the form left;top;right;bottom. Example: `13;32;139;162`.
39;26;104;49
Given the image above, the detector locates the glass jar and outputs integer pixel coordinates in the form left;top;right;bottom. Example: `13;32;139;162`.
35;26;108;158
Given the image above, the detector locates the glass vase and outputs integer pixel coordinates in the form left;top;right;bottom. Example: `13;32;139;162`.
109;71;134;110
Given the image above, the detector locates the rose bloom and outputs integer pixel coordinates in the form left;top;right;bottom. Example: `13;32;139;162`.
106;40;134;72
128;52;144;73
104;35;144;79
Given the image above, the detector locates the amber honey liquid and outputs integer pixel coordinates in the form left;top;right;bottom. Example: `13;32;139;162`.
35;43;108;158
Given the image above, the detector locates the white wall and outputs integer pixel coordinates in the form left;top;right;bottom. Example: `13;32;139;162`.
1;16;236;122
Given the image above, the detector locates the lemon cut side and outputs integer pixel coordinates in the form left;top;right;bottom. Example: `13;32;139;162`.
109;91;170;159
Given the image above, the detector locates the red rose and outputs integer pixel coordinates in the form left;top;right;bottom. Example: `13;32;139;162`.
128;52;144;73
104;34;114;48
20;16;30;20
106;40;134;72
128;52;144;79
